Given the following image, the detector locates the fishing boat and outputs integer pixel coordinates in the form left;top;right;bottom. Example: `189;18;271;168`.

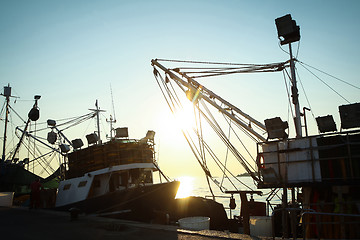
152;14;360;238
0;85;61;197
53;103;180;219
0;89;179;220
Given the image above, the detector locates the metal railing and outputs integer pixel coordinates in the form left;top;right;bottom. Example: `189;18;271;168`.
271;207;360;239
271;207;315;239
301;211;360;239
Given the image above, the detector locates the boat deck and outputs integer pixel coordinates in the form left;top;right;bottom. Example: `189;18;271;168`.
0;207;271;240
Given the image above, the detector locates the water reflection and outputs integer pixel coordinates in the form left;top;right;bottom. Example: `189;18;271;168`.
175;176;194;198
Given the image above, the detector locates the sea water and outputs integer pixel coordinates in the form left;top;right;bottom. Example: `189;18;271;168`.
155;174;284;218
188;176;283;218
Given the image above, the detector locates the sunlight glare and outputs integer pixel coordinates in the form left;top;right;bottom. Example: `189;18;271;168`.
173;99;197;131
175;176;194;199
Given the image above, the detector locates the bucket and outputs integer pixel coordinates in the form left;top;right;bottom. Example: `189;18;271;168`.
178;216;210;230
0;192;14;207
249;216;272;237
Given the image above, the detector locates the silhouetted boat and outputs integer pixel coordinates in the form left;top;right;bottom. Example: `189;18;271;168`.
52;101;179;219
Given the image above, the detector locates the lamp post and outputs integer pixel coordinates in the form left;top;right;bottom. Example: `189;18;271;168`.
275;14;301;238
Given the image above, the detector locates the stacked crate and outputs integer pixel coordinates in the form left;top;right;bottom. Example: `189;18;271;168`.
66;140;154;178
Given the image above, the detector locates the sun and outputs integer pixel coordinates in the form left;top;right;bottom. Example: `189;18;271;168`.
175;176;194;199
156;99;198;141
173;100;197;131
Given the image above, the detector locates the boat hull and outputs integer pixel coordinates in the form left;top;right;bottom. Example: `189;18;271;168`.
55;181;180;220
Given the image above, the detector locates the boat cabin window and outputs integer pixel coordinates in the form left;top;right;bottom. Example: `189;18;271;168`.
130;169;140;183
129;169;152;184
78;181;87;187
143;170;152;184
109;173;120;192
63;184;71;190
120;172;129;187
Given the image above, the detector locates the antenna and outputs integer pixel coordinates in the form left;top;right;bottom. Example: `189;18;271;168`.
107;84;117;139
89;100;105;144
110;83;117;121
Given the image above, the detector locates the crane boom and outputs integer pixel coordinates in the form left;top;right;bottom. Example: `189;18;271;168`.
151;59;267;142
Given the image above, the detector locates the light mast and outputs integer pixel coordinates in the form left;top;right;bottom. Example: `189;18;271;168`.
275;14;302;238
275;14;302;138
1;85;12;162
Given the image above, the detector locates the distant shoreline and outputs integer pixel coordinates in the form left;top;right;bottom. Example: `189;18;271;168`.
236;172;256;177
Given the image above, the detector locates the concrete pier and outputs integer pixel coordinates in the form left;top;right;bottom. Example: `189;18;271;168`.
0;207;270;240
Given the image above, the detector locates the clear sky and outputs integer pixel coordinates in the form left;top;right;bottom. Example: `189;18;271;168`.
1;0;359;178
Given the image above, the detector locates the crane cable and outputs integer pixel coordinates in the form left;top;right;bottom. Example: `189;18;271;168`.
153;68;212;177
193;101;215;198
154;66;255;191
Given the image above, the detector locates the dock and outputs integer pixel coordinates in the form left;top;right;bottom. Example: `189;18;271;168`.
0;207;270;240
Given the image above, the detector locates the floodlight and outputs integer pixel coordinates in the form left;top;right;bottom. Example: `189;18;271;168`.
145;130;155;140
265;117;288;140
72;139;84;149
4;86;11;97
316;115;337;133
115;127;129;138
275;14;300;45
86;133;98;144
60;144;70;153
339;103;360;129
47;131;57;144
47;119;56;127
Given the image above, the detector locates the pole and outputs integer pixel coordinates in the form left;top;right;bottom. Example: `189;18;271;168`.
11;97;40;162
95;100;101;145
107;115;116;139
1;86;10;162
289;43;302;138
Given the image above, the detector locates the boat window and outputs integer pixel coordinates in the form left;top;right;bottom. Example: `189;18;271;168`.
109;173;119;192
63;184;71;190
120;172;129;187
78;181;87;187
143;170;153;183
130;169;140;183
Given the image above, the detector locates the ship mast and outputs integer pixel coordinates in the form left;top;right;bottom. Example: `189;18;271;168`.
95;100;101;144
89;100;105;145
289;43;302;138
275;14;302;138
11;95;41;162
1;85;12;162
275;14;302;237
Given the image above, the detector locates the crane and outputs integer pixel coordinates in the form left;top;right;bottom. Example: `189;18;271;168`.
151;59;289;189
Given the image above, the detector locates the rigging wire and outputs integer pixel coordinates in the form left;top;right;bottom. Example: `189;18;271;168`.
295;41;301;59
297;62;351;103
157;59;280;66
297;60;360;90
156;59;288;79
283;68;296;122
197;100;258;181
222;113;256;165
295;67;316;121
154;66;256;192
194;101;215;199
8;104;26;124
0;100;6;117
220;118;231;187
278;41;290;55
154;68;212;176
